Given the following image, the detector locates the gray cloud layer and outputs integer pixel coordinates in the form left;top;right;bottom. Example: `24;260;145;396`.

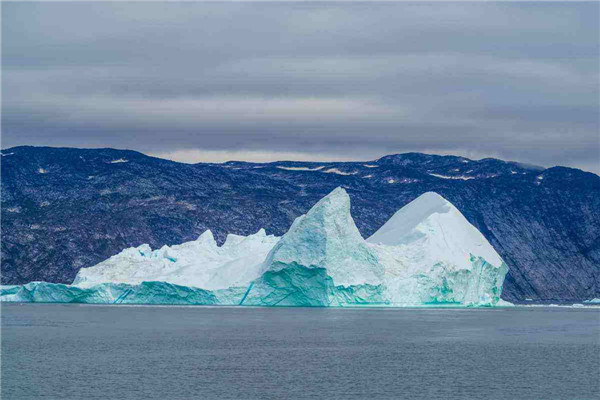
2;2;599;172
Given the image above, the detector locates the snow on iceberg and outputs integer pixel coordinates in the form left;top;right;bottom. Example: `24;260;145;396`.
1;188;509;307
368;192;508;306
72;228;280;290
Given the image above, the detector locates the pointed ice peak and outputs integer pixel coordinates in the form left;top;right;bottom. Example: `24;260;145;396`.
368;192;454;242
223;228;273;248
197;230;216;247
260;186;384;287
414;191;450;206
300;186;350;218
256;228;266;236
399;191;454;217
276;187;353;237
282;187;352;239
313;186;350;210
367;191;503;267
251;228;281;243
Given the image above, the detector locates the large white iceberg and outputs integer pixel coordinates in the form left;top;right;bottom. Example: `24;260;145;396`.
1;188;509;307
368;192;508;305
241;189;508;306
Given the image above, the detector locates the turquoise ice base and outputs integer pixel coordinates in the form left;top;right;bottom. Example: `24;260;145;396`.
1;260;506;307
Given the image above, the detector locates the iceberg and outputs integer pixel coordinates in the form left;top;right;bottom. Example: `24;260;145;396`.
241;187;387;306
583;298;600;304
1;188;509;307
368;192;508;306
72;228;280;290
242;189;507;307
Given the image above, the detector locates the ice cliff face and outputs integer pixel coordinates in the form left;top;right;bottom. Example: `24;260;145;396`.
258;187;384;287
2;188;508;306
241;188;387;306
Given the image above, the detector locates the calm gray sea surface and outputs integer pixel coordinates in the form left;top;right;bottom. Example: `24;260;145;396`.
1;304;599;400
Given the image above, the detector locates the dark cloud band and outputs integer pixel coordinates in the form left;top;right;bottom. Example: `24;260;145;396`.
2;2;599;173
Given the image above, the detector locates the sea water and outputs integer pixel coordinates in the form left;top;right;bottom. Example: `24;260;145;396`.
1;304;598;399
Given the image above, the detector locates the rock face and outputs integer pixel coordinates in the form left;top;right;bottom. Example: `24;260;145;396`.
2;146;599;302
2;188;508;307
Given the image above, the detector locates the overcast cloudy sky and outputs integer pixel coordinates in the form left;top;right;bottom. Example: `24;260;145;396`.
2;2;599;172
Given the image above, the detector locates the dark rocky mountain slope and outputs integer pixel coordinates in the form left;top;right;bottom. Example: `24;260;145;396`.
2;146;599;303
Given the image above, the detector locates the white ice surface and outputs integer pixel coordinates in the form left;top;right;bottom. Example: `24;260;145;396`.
322;168;357;176
366;192;506;304
429;173;474;180
276;166;324;171
73;229;280;290
367;192;503;269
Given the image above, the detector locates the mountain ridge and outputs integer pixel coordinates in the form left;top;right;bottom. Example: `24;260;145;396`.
1;146;599;302
4;145;599;177
2;145;550;170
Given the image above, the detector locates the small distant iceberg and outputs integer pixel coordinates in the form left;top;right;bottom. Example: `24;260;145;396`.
1;188;510;307
583;298;600;304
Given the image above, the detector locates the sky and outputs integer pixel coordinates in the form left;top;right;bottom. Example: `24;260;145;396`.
2;2;599;173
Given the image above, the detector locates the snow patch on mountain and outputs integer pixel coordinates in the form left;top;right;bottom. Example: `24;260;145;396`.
277;166;324;171
429;173;474;180
322;168;357;176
